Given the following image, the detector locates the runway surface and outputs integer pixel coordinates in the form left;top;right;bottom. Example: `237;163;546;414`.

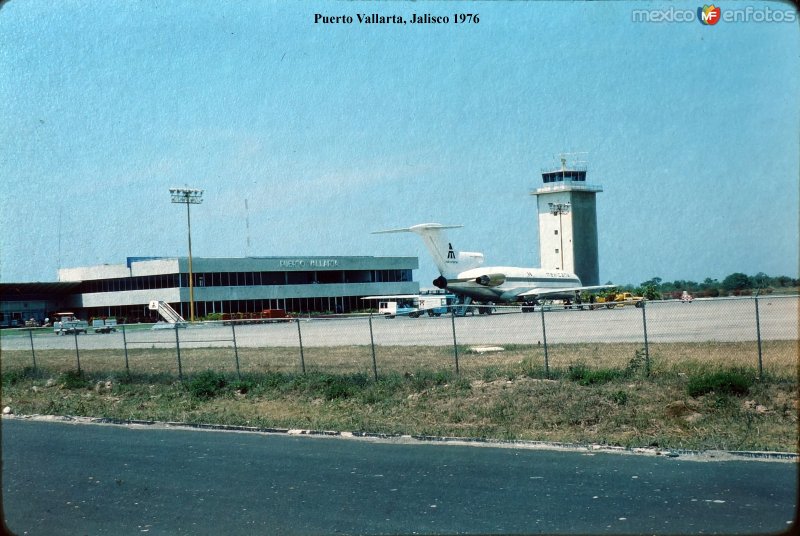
1;296;797;351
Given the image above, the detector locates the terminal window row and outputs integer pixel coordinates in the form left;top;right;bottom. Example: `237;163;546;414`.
76;269;412;293
83;295;375;320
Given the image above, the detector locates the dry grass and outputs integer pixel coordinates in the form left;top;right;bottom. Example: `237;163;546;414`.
2;341;797;452
3;340;795;377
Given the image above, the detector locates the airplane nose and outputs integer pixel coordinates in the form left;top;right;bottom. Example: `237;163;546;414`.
433;276;448;289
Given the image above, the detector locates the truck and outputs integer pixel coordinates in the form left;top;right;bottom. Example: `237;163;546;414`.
367;293;467;318
417;294;453;317
92;318;118;333
54;313;89;335
591;292;645;309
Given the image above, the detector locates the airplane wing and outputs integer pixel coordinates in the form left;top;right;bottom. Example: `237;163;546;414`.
372;224;463;234
515;284;616;298
360;295;420;300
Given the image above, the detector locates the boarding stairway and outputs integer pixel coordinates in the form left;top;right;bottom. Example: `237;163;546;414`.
148;300;187;324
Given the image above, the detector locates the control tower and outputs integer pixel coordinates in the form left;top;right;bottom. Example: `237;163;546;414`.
531;155;603;286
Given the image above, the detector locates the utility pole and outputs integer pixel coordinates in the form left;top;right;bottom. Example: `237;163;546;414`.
170;187;204;322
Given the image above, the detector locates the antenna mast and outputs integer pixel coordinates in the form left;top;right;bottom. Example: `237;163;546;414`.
245;199;251;256
554;151;589;170
57;205;62;275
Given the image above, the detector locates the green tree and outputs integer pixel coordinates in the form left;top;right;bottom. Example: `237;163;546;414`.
751;272;771;290
638;283;662;300
641;277;663;289
721;272;751;291
702;277;719;289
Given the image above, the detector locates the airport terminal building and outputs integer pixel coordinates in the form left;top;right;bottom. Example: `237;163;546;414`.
1;255;418;324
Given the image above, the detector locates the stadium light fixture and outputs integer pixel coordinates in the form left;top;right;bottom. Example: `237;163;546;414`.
170;187;204;322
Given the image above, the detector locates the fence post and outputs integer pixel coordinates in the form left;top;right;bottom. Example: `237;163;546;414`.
641;301;650;376
121;324;130;376
296;319;306;374
175;326;183;382
231;322;241;381
540;305;549;377
754;294;763;379
28;329;37;370
73;330;81;374
368;314;378;381
450;309;459;374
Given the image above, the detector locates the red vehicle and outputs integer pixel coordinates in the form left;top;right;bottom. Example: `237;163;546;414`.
260;309;290;320
222;309;290;324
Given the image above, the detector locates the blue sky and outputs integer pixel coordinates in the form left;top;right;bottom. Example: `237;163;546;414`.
1;0;798;286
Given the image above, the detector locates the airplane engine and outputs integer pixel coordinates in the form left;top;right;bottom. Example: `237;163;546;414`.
475;273;506;287
433;276;448;289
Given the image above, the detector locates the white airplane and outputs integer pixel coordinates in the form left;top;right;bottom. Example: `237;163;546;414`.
373;223;612;307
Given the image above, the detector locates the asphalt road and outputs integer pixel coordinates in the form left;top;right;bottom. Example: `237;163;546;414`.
2;418;797;535
1;297;797;351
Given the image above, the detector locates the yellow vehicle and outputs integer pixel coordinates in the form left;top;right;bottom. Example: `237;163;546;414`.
591;292;645;309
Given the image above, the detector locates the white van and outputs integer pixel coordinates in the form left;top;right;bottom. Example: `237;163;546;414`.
378;300;419;318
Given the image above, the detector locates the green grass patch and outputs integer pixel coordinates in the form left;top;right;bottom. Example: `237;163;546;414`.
59;370;90;390
567;363;624;385
187;370;228;399
2;366;41;387
609;390;629;405
317;372;370;400
686;369;755;397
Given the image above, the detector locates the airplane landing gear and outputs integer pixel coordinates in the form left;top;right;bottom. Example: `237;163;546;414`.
453;296;475;316
477;302;495;315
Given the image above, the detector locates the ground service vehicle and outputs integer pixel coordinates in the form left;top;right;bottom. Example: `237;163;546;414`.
54;313;89;335
221;309;290;324
591;292;645;309
379;300;419;318
92;318;118;333
417;295;452;317
260;309;291;320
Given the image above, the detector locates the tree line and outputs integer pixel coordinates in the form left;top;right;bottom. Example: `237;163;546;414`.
612;272;799;300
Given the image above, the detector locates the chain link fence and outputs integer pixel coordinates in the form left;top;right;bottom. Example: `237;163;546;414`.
2;296;797;381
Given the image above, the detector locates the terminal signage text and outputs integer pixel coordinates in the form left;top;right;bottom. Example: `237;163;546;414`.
279;259;340;269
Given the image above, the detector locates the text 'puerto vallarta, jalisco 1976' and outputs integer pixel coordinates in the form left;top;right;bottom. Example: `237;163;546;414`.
314;13;480;25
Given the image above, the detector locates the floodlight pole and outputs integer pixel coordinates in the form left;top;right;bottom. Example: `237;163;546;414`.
170;187;204;322
186;199;195;322
548;202;571;270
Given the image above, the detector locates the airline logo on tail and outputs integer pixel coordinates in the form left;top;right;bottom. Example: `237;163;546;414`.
372;223;483;278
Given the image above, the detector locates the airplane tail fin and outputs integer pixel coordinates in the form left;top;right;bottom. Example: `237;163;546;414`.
373;223;484;278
